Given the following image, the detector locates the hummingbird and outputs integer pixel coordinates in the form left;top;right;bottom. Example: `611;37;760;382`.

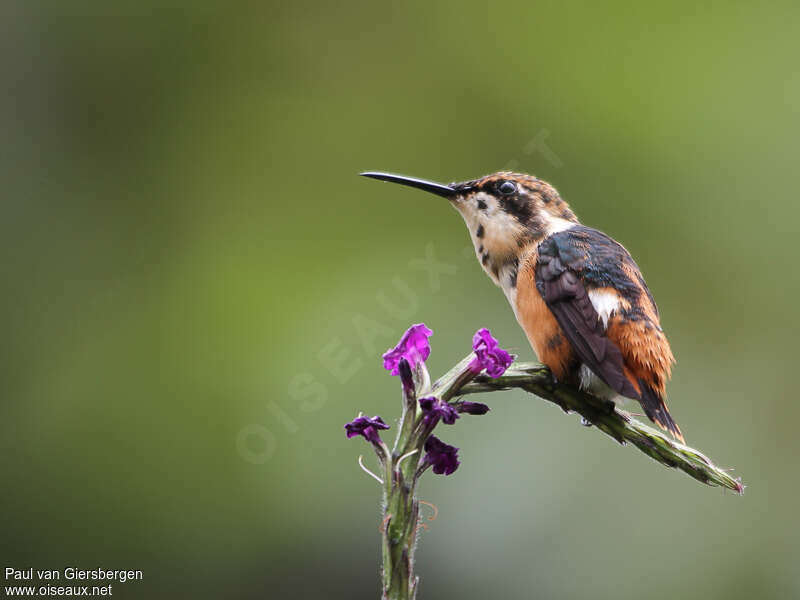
361;170;684;442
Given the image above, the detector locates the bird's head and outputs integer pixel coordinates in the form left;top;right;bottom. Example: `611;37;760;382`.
361;170;579;281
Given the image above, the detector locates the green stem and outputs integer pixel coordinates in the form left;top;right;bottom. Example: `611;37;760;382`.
381;382;426;600
381;451;421;599
459;361;744;493
430;354;478;399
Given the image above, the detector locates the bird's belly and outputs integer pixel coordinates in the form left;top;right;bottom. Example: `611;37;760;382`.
578;364;622;401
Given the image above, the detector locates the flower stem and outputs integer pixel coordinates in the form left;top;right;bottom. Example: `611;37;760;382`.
381;451;421;599
380;362;426;600
379;354;493;599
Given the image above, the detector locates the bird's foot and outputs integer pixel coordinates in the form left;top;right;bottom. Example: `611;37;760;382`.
544;368;559;392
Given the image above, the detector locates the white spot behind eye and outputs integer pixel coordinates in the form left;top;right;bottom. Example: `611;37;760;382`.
543;216;575;236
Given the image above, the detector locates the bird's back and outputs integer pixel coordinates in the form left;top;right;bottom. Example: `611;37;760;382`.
512;225;682;441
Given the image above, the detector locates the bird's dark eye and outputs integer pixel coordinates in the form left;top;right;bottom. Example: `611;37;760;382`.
498;181;517;195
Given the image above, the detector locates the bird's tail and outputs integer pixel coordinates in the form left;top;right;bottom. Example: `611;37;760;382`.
638;382;684;443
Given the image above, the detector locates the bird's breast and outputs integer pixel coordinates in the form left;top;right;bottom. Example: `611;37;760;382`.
511;248;574;379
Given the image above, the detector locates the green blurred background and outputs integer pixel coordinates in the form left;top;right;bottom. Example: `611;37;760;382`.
2;1;799;598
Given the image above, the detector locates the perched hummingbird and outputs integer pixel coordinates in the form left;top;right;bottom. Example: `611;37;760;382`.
362;170;683;442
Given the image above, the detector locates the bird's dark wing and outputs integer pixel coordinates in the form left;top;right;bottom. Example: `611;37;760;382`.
535;226;641;399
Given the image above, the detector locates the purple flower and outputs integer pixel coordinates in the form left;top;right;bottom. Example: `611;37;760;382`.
419;396;459;426
423;435;460;475
345;415;390;444
469;328;513;378
458;401;490;415
383;324;433;375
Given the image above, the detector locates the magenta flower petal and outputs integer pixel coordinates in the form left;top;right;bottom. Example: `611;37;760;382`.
344;415;390;445
423;435;460;475
382;323;433;375
419;396;459;426
469;328;513;378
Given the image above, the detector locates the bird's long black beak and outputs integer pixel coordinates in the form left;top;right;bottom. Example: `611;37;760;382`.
360;171;456;198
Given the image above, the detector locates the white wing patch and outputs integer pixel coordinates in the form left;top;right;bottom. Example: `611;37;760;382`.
588;289;620;330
